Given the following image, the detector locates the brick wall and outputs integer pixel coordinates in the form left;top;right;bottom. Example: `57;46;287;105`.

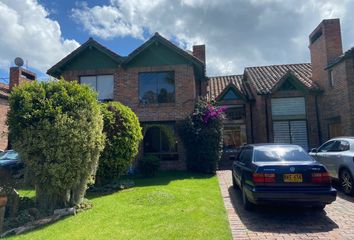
309;19;343;90
346;57;354;134
308;19;354;142
0;98;8;150
61;64;197;170
249;90;320;148
319;61;352;140
9;67;36;90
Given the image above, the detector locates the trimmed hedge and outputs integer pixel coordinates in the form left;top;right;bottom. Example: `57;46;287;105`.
97;102;143;182
7;80;105;211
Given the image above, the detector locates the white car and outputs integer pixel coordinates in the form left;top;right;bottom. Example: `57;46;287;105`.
310;137;354;195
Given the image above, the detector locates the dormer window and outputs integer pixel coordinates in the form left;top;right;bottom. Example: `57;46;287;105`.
80;75;114;101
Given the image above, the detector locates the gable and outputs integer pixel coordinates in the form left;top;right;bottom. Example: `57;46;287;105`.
216;84;247;101
126;42;192;68
219;88;240;100
62;47;119;72
277;76;307;92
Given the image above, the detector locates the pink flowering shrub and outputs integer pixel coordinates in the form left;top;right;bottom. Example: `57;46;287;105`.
179;99;225;173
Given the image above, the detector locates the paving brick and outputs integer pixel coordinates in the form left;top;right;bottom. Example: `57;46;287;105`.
217;170;354;240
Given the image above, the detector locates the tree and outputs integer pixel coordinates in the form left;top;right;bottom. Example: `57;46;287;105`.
97;102;142;182
7;80;105;212
179;99;225;173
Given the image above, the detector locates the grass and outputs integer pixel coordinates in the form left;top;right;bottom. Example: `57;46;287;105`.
10;171;232;240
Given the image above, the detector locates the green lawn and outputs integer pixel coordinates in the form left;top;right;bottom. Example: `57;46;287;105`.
10;171;232;240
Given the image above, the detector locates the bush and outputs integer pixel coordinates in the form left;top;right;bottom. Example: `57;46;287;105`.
179;99;225;173
138;155;160;177
7;80;105;211
97;102;142;182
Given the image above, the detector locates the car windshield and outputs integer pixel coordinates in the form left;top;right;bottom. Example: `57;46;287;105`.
0;151;19;161
254;145;314;162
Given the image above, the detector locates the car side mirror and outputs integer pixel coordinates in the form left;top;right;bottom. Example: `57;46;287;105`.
310;148;318;153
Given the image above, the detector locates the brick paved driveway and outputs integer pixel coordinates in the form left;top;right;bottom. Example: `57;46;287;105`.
217;170;354;240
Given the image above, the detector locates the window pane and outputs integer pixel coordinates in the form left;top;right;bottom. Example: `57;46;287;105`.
319;141;336;152
157;72;175;103
144;127;160;153
254;145;313;162
222;89;239;100
80;76;97;91
139;72;175;104
139;73;158;104
160;125;177;152
97;75;114;100
143;123;177;154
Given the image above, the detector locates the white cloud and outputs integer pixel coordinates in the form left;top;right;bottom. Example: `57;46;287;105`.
72;0;354;76
0;0;79;76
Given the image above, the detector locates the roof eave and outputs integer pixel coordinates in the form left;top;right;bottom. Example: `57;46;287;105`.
47;38;122;77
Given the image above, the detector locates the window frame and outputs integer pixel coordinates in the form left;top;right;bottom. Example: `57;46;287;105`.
142;122;178;161
80;74;114;101
328;69;334;87
138;71;175;104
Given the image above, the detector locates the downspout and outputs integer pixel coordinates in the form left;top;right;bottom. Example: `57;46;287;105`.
264;95;270;142
250;102;254;143
315;95;322;144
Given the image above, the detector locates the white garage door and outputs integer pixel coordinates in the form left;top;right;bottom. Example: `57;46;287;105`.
273;121;308;150
271;97;308;150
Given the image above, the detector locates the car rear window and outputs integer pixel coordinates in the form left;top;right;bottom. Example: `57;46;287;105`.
253;145;313;162
0;151;18;161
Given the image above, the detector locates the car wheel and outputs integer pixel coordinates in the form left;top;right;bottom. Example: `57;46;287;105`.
232;174;239;190
312;204;326;211
242;185;254;211
340;169;354;196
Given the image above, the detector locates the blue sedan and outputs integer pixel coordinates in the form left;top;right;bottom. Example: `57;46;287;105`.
232;144;337;210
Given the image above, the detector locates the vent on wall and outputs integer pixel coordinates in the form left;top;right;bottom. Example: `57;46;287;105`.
310;29;323;44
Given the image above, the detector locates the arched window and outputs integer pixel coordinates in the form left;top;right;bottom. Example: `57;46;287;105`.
143;123;178;161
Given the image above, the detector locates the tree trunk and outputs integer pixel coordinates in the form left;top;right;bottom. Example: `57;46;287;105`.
35;185;69;213
70;177;88;206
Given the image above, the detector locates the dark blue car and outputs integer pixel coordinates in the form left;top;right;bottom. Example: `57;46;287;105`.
232;144;337;210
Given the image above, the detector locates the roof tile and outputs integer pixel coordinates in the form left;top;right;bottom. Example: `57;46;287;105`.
245;63;318;94
207;75;246;100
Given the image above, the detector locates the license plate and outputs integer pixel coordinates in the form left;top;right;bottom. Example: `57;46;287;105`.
283;174;303;183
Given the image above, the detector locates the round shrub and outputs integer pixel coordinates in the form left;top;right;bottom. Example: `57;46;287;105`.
97;102;142;182
7;80;105;211
179;99;225;173
138;155;160;177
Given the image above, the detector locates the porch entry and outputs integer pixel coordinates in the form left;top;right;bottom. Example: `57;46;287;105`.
220;105;247;169
271;97;309;150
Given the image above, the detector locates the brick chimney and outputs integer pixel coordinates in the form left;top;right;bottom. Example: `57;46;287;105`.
193;45;206;63
309;19;343;87
9;67;36;90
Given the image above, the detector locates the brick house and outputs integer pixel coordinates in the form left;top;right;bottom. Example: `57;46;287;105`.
47;33;206;170
0;83;10;150
42;18;352;169
209;18;353;164
0;67;36;150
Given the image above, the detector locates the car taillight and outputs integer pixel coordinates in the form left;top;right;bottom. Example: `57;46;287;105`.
311;172;331;183
252;173;276;184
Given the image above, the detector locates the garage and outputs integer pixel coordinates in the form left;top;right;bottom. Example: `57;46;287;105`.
271;97;309;150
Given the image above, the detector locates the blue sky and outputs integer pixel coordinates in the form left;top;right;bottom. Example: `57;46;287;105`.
0;0;353;84
0;0;146;82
